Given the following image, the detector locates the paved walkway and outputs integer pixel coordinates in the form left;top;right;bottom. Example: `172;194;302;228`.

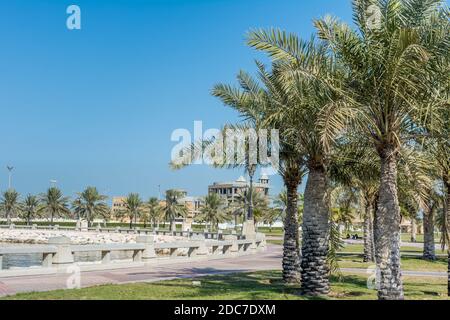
0;245;446;297
0;246;282;297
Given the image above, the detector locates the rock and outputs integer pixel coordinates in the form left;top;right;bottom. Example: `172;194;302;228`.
0;229;181;245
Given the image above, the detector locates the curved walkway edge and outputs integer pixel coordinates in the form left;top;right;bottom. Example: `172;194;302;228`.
0;245;445;297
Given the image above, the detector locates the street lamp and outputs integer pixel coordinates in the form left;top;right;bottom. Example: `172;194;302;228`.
6;166;14;189
247;164;256;221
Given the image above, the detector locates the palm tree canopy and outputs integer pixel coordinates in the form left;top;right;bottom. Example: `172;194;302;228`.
38;187;71;219
72;187;109;222
162;190;188;222
20;194;40;221
144;197;163;223
196;193;229;228
122;193;143;216
0;189;22;218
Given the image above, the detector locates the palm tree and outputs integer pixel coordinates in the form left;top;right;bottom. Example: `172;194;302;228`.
329;141;380;262
272;191;304;227
145;197;162;229
162;190;187;231
38;187;71;225
262;207;282;233
422;189;440;260
423;43;449;292
228;192;246;231
312;1;448;299
212;64;309;285
196;193;229;232
21;194;40;226
72;187;109;227
0;189;22;225
119;193;143;229
247;32;344;294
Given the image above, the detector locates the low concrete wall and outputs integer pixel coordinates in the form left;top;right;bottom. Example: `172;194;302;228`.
0;233;266;278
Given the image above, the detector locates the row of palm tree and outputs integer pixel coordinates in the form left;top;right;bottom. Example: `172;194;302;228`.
0;184;295;231
0;187;106;226
175;0;449;299
117;188;288;232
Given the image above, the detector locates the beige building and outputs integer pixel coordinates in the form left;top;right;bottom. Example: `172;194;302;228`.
208;174;270;203
111;191;203;224
111;196;127;215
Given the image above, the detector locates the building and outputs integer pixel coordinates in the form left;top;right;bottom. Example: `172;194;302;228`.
111;196;127;215
111;191;203;224
208;174;270;203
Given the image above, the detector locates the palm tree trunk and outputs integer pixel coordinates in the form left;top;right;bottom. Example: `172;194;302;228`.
423;206;435;260
51;212;54;226
444;180;450;296
87;210;91;228
374;147;403;300
410;218;416;243
6;210;11;225
170;220;176;232
300;165;330;296
282;167;301;284
363;203;375;262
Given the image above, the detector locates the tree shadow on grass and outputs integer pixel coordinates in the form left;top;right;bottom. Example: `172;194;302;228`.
148;270;312;300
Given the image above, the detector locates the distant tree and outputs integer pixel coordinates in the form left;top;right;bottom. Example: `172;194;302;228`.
0;189;22;225
251;189;270;229
72;187;109;227
118;193;144;229
144;197;163;229
228;191;246;231
162;190;187;231
38;187;71;225
196;193;229;232
272;190;304;228
20;194;40;226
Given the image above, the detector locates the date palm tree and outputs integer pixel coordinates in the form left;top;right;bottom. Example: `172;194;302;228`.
145;197;163;229
212;64;310;284
38;187;70;225
72;187;109;227
196;193;229;232
272;190;304;226
249;188;270;229
174;68;305;284
247;31;345;294
0;189;22;225
20;194;40;226
119;193;144;229
162;190;187;232
311;0;449;299
423;36;449;292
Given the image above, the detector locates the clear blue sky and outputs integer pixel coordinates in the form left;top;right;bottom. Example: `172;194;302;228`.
0;0;353;201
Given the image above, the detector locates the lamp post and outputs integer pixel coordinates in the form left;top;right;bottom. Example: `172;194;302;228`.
50;180;57;188
247;164;256;221
6;166;14;189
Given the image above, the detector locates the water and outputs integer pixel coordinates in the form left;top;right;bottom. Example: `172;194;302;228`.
0;243;133;270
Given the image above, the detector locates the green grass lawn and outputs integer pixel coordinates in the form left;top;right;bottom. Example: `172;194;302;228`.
3;270;446;300
339;244;445;255
338;255;447;272
267;242;447;272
